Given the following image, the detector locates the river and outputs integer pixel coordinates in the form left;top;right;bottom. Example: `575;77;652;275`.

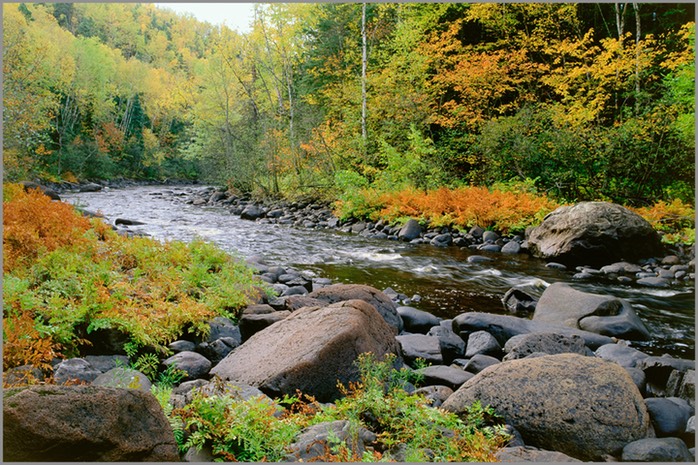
62;185;695;359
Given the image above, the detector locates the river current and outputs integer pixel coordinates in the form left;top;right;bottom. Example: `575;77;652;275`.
62;185;696;359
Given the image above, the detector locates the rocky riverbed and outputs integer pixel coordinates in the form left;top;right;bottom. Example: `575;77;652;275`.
5;180;695;462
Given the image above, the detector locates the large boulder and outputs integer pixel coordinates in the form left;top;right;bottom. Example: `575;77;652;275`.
209;300;401;402
533;282;650;340
527;202;663;267
452;312;614;350
308;284;403;333
398;219;422;241
3;385;179;461
442;353;651;461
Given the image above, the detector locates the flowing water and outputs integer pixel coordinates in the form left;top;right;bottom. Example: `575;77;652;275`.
62;185;696;359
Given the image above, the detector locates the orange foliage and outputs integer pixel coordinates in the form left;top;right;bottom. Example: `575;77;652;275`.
3;310;61;374
377;186;560;233
3;185;92;273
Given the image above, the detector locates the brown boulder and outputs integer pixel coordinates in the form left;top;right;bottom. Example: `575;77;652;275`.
308;284;403;332
3;385;179;461
442;353;650;461
527;202;663;267
209;299;401;402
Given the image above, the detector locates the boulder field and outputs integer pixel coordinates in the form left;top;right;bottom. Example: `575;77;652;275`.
4;282;695;462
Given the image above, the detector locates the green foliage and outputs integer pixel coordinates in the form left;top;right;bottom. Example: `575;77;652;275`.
3;188;266;369
175;389;301;461
165;353;508;462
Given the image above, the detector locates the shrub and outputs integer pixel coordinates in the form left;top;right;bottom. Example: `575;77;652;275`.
3;186;265;371
632;198;696;244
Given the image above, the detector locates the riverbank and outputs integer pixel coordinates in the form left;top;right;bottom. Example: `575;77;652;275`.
5;182;695;462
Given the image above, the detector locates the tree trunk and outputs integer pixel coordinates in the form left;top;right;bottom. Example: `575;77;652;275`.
633;2;641;111
361;3;368;147
615;3;626;39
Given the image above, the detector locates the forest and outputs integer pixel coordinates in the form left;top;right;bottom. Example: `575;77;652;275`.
3;2;695;208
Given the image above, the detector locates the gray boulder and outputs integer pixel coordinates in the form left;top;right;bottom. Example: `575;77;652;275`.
414;385;454;408
162;351;212;380
3;386;179;461
501;288;537;315
398;219;422;241
645;397;693;437
533;282;650;340
210;300;401;402
527;201;663;267
240;204;265;220
206;316;241;344
54;358;102;385
395;334;443;365
285;420;376;462
239;311;291;342
503;332;591;361
594;343;650;368
496;446;581;462
442;353;650;461
636;356;695;397
397;306;440;334
622;438;693;462
427;325;465;364
464;330;502;358
462;354;500;374
308;284;403;333
452;312;614;350
91;367;152;392
415;365;473;390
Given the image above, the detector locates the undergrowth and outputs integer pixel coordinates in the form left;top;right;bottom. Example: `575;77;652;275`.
335;183;695;242
2;184;265;374
167;353;509;462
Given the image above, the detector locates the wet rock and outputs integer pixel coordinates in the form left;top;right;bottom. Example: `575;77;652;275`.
397;306;440;334
452;312;614;350
462;354;501;374
210;300;401;402
114;218;146;226
427;325;465;364
79;182;103;192
239;311;291;342
396;334;443;365
645;397;693;437
622;438;693;462
500;240;521;254
594;343;650;368
92;367;152;392
3;385;179;461
442;354;651;461
533;282;650;340
415;365;473;390
54;358;102;385
398;219;422;242
527;201;663;267
431;233;453;247
466;254;492;263
637;276;671;288
162;351;211;381
636;356;695;397
503;333;592;361
464;330;502;358
240;204;265;221
308;284;403;333
501;288;538;315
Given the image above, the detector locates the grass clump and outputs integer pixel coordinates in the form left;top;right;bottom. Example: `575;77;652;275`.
166;353;509;462
2;184;265;374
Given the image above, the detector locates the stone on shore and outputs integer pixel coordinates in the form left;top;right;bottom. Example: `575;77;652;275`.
3;385;179;461
622;438;694;462
502;333;592;361
398;219;422;242
441;353;651;461
210;300;401;402
308;284;403;333
533;282;650;340
397;306;440;334
526;202;663;267
452;312;614;350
